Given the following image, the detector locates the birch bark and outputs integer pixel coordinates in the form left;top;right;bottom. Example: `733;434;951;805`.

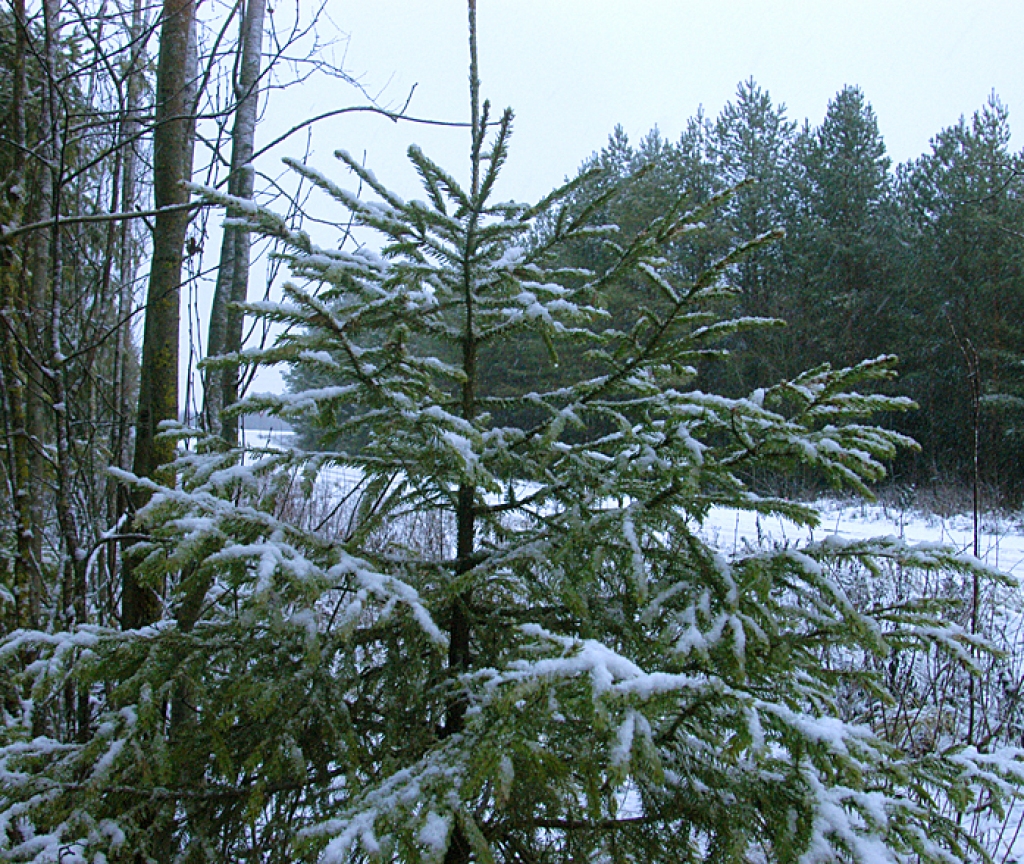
204;0;267;446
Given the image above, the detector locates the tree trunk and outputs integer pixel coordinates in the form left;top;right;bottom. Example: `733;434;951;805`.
38;0;93;741
444;6;481;863
22;0;49;622
204;0;267;446
0;0;41;629
106;0;147;627
124;0;197;629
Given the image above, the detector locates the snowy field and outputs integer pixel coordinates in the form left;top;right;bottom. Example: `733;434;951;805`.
700;499;1024;578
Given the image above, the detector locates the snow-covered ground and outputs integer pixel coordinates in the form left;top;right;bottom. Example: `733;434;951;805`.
702;498;1024;862
700;499;1024;577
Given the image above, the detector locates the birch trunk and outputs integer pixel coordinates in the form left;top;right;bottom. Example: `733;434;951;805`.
204;0;266;446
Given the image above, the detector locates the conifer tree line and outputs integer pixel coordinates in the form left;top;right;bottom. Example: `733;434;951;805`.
2;1;1024;861
529;80;1024;503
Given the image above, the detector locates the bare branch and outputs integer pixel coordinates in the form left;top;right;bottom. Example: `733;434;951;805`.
2;201;205;242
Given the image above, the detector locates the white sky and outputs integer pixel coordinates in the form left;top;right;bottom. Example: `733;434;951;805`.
265;1;1024;204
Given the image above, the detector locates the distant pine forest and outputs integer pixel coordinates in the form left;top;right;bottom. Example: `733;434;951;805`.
573;82;1024;503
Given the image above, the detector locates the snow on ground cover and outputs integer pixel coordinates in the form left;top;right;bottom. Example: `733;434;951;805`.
700;498;1024;862
700;499;1024;577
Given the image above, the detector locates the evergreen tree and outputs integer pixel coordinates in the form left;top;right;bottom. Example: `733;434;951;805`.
894;96;1024;495
707;79;797;391
2;19;1022;864
786;86;896;370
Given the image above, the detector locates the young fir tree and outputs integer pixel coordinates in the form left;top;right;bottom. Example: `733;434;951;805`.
2;8;1023;863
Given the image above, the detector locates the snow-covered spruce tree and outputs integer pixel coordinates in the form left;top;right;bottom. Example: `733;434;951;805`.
3;13;1024;864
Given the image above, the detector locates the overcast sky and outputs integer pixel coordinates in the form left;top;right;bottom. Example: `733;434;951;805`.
265;1;1024;204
